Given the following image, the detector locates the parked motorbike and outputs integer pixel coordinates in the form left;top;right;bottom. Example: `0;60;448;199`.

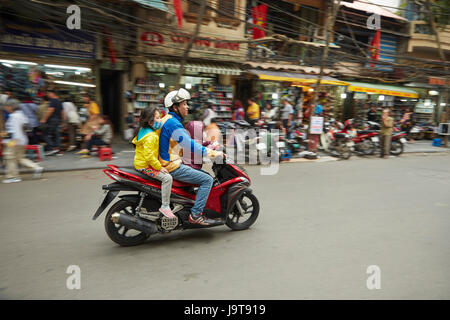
93;158;259;246
389;131;408;156
340;119;378;156
410;124;426;140
320;120;353;159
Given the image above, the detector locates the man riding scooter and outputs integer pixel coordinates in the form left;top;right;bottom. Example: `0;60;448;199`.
159;88;223;226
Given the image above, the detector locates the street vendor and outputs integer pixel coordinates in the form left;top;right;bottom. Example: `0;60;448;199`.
80;94;101;136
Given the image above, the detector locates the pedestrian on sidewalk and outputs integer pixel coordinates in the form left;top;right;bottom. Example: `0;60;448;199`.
246;97;260;127
232;100;245;121
77;115;112;157
281;98;294;139
1;99;43;183
367;104;379;122
400;107;414;143
40;90;65;156
62;95;80;152
20;93;39;145
380;108;394;159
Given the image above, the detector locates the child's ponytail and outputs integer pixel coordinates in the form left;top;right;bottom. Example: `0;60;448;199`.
134;106;158;138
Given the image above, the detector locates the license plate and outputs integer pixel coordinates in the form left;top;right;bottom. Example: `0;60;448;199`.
276;141;285;148
371;137;379;142
256;143;267;150
347;141;355;147
400;138;407;144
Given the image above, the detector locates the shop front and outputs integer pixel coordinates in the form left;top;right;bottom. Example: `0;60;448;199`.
0;18;98;110
241;69;350;123
344;82;420;124
128;59;241;122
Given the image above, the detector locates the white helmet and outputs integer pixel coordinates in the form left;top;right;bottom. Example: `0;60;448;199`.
171;88;191;105
164;90;178;109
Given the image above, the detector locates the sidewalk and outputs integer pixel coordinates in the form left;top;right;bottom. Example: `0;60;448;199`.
1;140;135;175
1;140;449;174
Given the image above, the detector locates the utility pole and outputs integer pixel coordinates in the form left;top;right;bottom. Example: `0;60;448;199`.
175;0;207;87
426;0;449;147
308;0;342;152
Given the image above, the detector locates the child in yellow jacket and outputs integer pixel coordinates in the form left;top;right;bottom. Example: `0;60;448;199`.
132;107;175;218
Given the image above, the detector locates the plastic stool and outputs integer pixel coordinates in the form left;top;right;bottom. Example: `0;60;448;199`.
432;138;442;147
25;145;44;162
98;147;112;161
281;149;292;161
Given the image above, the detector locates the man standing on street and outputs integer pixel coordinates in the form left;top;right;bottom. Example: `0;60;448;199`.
281;98;294;139
380;108;393;159
40;90;65;156
367;105;379;122
246;97;260;126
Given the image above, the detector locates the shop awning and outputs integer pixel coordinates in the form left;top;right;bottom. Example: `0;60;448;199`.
146;59;241;75
243;61;333;75
248;69;349;86
347;82;419;98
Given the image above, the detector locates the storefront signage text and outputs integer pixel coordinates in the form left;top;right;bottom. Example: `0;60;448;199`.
428;77;449;86
141;32;240;51
1;21;95;59
310;116;324;134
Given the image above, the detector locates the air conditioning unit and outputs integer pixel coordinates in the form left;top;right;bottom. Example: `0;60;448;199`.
438;123;450;135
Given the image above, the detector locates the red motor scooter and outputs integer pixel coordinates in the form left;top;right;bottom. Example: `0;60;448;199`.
93;157;259;246
339;120;379;156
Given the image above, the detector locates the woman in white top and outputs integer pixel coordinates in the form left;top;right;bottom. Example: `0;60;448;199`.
62;96;80;151
2;99;43;183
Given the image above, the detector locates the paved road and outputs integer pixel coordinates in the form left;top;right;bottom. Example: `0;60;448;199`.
0;153;449;299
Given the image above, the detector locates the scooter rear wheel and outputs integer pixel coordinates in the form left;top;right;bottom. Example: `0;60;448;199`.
104;200;150;246
226;193;259;231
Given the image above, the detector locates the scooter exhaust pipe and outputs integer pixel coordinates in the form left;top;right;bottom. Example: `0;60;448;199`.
111;213;158;235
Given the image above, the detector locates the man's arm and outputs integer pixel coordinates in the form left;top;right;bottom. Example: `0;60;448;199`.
40;107;54;123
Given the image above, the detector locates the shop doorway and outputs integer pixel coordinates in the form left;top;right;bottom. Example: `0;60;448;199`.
100;69;122;133
236;79;254;107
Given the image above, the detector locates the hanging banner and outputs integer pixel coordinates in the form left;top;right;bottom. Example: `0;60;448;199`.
369;29;380;68
252;4;268;40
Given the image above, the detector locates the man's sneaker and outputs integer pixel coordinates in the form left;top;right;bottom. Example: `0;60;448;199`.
66;145;77;152
188;213;215;226
33;167;44;179
45;149;59;156
2;177;21;184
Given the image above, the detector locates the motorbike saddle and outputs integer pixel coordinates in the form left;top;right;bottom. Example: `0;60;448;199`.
122;168;200;189
357;130;372;135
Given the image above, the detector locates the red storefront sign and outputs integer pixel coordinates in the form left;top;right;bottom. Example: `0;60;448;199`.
141;32;164;46
429;77;449;86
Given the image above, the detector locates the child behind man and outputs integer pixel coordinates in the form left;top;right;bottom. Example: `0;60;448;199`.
132;107;175;218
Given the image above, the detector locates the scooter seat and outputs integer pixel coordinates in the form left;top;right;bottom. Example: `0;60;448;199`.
334;132;346;139
357;130;373;135
118;168;200;188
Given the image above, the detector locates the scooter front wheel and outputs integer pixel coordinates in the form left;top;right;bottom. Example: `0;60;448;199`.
226;193;259;231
